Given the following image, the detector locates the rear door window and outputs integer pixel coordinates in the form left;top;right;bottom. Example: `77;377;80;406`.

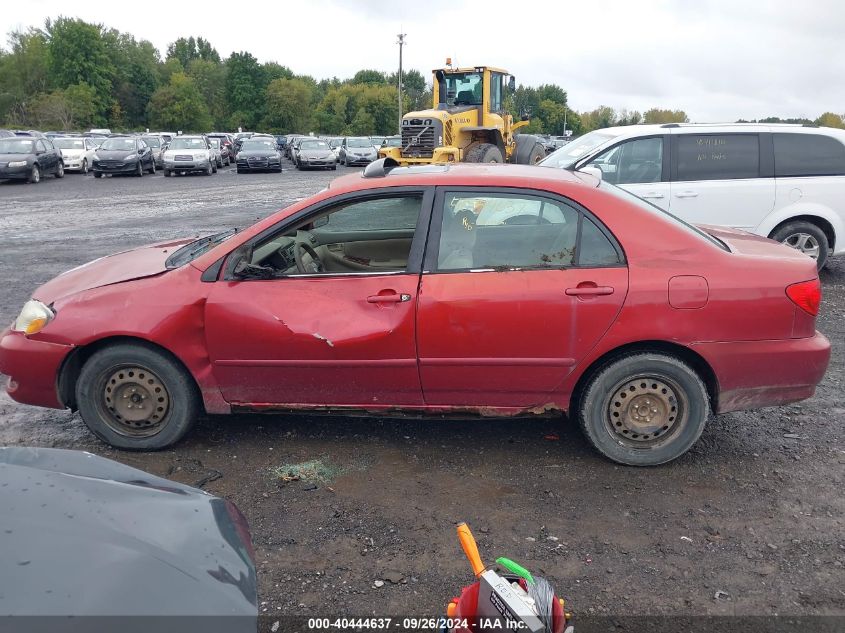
676;133;759;181
773;133;845;177
586;137;664;184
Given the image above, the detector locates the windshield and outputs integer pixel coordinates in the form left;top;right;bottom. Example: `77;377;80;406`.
99;138;136;151
54;138;86;150
209;139;220;148
598;181;728;250
385;137;401;147
539;131;619;168
169;137;207;150
301;140;329;150
141;137;161;148
445;72;482;106
165;229;238;268
242;139;276;151
347;138;372;148
0;139;34;153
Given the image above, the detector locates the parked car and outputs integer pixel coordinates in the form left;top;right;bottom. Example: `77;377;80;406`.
88;128;112;136
0;447;256;630
92;136;156;178
233;132;253;154
374;135;402;149
162;135;216;177
236;136;283;173
207;132;235;158
53;137;99;174
339;136;378;166
274;135;288;151
0;129;15;138
208;138;223;167
327;137;343;161
540;123;845;269
0;160;830;465
140;134;167;168
209;138;231;166
0;136;64;183
294;138;337;170
285;135;308;160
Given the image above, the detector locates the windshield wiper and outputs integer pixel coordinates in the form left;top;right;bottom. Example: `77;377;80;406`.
165;228;238;269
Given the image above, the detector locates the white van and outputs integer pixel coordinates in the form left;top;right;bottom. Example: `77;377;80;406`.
539;123;845;268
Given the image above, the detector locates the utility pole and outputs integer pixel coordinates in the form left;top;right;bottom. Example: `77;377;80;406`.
397;32;406;134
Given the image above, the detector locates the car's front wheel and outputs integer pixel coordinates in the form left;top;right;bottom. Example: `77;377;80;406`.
770;221;829;270
28;165;40;184
576;353;710;466
75;343;200;450
55;161;65;178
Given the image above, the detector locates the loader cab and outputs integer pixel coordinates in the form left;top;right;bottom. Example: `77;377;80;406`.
433;66;511;116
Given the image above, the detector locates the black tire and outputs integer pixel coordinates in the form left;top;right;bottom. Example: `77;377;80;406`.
135;161;143;177
576;353;710;466
212;161;218;174
770;221;829;270
147;159;156;175
163;169;171;177
55;161;65;178
237;168;243;174
512;134;546;165
81;159;88;174
93;171;103;179
75;343;200;450
28;165;41;184
205;162;213;176
464;142;503;163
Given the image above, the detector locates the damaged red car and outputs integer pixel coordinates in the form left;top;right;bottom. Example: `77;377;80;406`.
0;160;830;465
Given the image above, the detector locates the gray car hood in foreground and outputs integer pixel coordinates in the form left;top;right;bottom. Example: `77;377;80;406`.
0;447;256;628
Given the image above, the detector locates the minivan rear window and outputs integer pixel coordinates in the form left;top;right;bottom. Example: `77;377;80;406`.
676;134;759;181
773;133;845;177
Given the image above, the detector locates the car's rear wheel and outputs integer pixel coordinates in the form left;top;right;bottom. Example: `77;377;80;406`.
76;343;200;450
770;221;829;270
576;353;710;466
28;165;40;184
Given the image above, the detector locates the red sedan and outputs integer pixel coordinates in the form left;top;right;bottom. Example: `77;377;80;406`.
0;161;830;465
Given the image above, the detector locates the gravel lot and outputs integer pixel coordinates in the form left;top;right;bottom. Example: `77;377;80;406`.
1;161;843;624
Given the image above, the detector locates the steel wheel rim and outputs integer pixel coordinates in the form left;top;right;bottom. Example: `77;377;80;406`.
32;167;40;182
603;374;688;448
782;232;819;259
100;366;170;437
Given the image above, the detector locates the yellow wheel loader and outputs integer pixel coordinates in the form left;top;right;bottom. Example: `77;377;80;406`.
379;63;546;166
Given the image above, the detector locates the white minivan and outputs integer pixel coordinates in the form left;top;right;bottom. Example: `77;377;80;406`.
539;123;845;268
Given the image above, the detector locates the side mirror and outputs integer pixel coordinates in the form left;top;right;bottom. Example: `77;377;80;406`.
508;76;516;91
577;166;604;181
226;243;254;279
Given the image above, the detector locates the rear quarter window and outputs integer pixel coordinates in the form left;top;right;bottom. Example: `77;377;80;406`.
676;133;759;181
773;133;845;177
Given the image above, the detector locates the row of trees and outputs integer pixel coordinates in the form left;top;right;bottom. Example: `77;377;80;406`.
1;18;841;136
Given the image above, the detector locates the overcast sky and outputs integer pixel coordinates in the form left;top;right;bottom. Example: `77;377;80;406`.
2;0;843;122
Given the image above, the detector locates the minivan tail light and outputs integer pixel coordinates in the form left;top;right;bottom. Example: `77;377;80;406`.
786;279;821;316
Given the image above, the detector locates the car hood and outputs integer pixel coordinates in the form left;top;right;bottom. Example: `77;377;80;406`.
300;149;333;158
0;447;257;619
238;150;277;157
164;149;206;157
33;238;194;304
347;146;376;153
96;149;135;159
59;149;85;157
0;152;34;162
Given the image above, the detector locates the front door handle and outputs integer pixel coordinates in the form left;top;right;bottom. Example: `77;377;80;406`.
641;192;665;199
675;191;699;198
565;285;614;297
367;292;411;303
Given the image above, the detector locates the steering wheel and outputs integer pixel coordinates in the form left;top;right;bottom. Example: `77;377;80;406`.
294;241;326;274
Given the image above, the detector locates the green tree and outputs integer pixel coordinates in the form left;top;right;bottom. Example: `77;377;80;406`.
45;17;115;123
616;109;643;126
315;82;399;135
642;108;688;124
146;72;212;132
166;36;220;68
580;106;617;132
388;68;428;111
225;51;265;129
31;82;97;129
186;58;227;128
262;62;293;83
103;31;160;128
264;77;314;133
815;112;845;128
0;29;51;124
351;69;387;85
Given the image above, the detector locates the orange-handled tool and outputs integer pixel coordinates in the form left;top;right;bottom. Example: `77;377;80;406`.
456;522;485;577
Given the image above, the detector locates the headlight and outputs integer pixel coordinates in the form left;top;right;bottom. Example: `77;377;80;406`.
123;153;137;161
92;153;100;161
8;160;27;167
13;300;54;335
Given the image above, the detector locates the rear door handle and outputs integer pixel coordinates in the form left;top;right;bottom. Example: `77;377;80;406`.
675;191;699;198
641;192;665;199
565;286;614;297
367;293;411;303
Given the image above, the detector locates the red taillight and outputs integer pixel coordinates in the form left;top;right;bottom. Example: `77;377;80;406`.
786;279;821;316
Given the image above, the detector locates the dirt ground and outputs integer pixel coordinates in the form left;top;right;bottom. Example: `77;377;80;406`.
1;163;843;624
